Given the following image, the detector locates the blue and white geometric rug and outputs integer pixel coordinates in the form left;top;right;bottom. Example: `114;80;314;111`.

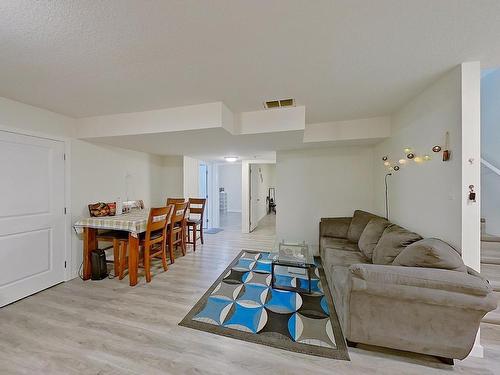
179;250;349;360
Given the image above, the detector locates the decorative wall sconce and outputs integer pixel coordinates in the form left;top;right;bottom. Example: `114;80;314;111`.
431;132;450;161
382;135;450;174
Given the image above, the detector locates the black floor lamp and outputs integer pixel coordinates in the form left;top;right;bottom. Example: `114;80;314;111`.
385;173;392;220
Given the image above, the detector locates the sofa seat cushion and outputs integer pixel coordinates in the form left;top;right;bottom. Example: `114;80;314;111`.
323;248;370;269
347;210;383;243
358;218;391;260
393;238;467;272
321;237;360;252
372;224;422;265
328;265;350;331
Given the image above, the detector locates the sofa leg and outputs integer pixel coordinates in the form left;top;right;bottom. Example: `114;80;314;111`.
436;356;454;365
346;339;358;348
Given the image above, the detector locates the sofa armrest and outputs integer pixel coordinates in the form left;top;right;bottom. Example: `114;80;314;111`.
320;217;352;238
349;264;492;296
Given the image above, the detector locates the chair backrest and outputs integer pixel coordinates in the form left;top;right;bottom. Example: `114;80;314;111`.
171;201;189;225
188;198;206;220
166;198;186;205
123;200;144;211
144;205;174;242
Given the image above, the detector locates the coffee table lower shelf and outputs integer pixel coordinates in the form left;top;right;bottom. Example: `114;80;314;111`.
271;260;315;294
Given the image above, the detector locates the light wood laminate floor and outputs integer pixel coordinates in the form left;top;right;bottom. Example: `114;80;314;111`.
1;223;499;375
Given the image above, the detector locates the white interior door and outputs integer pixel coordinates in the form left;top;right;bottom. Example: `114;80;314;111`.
250;165;260;232
199;163;209;227
0;131;66;307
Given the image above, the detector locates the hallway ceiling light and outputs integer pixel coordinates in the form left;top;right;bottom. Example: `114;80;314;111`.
224;156;238;162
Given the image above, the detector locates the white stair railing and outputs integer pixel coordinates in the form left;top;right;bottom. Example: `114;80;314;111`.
481;158;500;177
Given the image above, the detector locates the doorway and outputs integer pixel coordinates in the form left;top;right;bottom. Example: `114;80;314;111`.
217;162;242;232
249;163;276;235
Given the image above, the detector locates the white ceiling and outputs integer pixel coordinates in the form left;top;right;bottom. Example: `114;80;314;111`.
86;127;381;161
2;1;500;123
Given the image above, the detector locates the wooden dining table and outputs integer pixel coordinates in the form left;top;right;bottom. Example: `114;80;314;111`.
74;210;149;286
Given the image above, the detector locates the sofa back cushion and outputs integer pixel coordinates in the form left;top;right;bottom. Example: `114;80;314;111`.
372;224;422;265
358;218;391;260
347;210;381;242
392;238;467;272
320;217;352;238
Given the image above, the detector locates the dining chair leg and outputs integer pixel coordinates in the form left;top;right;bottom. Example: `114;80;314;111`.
144;246;151;283
200;222;204;244
112;239;120;276
192;223;197;252
168;232;175;264
181;225;187;256
161;242;168;271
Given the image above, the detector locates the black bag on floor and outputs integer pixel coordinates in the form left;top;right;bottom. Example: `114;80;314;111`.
91;249;108;280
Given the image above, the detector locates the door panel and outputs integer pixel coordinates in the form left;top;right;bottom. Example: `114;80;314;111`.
0;131;65;307
0;229;51;287
250;165;260;232
0;140;51;217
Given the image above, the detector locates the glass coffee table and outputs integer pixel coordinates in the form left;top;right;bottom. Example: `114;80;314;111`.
270;240;316;294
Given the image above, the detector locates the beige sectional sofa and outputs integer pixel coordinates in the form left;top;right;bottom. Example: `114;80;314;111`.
320;210;497;364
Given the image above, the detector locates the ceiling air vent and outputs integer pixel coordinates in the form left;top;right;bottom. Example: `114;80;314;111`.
264;98;295;109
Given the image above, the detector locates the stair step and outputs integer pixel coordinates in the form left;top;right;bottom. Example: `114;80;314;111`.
483;311;500;325
481;264;500;291
482;257;500;265
481;241;500;264
481;234;500;242
482;291;500;325
481;241;500;252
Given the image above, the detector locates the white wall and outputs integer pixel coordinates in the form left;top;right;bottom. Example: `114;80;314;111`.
218;163;242;212
0;97;75;137
276;146;375;253
155;155;184;204
70;140;172;276
481;68;500;235
373;66;463;248
303;116;390;143
183;156;200;198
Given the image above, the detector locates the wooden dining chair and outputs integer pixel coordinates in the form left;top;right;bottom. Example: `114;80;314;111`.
166;198;186;205
167;201;188;263
186;198;206;252
119;205;174;283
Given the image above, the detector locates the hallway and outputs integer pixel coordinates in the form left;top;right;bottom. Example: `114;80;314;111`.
218;211;276;236
251;213;276;236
